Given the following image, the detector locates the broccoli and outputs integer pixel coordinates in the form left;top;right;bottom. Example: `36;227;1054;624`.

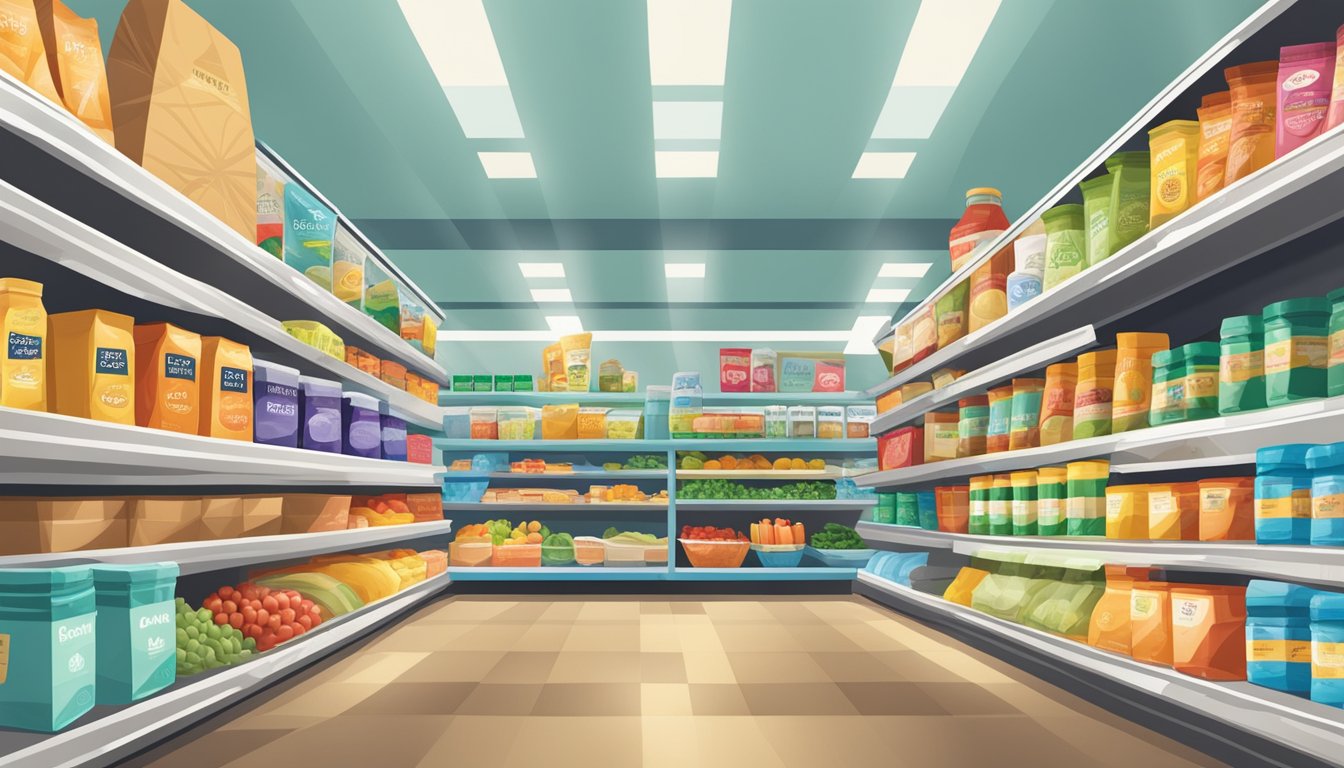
810;523;864;550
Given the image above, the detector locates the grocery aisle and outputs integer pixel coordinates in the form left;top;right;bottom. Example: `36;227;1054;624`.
126;596;1224;768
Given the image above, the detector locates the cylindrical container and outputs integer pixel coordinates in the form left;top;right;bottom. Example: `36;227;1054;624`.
644;385;672;440
916;491;938;531
1041;204;1087;292
895;492;920;527
1038;363;1077;447
1264;297;1330;406
251;359;300;448
1199;477;1255;541
935;486;970;533
986;385;1013;453
91;563;178;704
948;187;1010;272
0;566;97;732
956;395;989;458
1066;459;1110;536
1073;349;1118;439
1182;342;1221;421
1008;378;1045;451
1010;470;1038;536
299;376;344;452
1105;484;1149;539
1112;332;1170;433
1311;592;1344;707
1036;466;1068;536
1079;174;1113;267
988;474;1013;536
1148;347;1187;427
380;404;408;462
1148;483;1199;541
1171;585;1247;681
1328;287;1344;397
968;476;992;535
1246;580;1314;697
1255;444;1315;545
1007;218;1046;312
1309;443;1344;547
341;391;382;459
1131;580;1173;666
1218;316;1266;420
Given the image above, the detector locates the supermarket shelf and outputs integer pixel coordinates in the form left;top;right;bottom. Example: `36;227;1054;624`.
857;521;1344;589
867;325;1097;431
436;439;876;454
671;567;858;581
676;500;877;512
440;391;871;407
0;406;445;487
856;571;1341;768
441;502;668;513
446;566;856;582
443;471;670;481
0;521;456;575
857;396;1344;490
0;71;447;386
0;179;442;429
677;468;844;480
0;573;450;768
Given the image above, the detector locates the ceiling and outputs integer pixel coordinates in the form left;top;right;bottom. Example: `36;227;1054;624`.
72;0;1264;375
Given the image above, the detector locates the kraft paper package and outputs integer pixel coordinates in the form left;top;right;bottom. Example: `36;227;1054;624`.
34;0;114;143
0;0;63;104
0;497;128;555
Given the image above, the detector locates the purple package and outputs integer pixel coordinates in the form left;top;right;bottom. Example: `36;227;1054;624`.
298;375;342;453
252;359;300;448
380;401;407;462
342;391;382;459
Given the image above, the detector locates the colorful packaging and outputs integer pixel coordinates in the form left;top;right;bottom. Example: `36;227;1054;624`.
1310;591;1344;706
560;333;593;392
0;566;96;732
948;187;1009;272
1263;297;1329;406
1041;204;1086;292
1171;584;1247;681
1329;287;1344;397
331;225;366;308
1225;61;1279;185
895;492;919;527
48;309;135;424
988;474;1013;536
1276;42;1336;158
1065;459;1109;536
968;247;1012;332
1036;466;1068;536
1220;314;1266;414
922;410;959;462
891;322;913;374
252;360;299;449
1079;175;1113;267
916;491;938;531
254;154;286;258
341;391;381;459
1072;349;1117;439
1131;581;1173;666
956;394;989;458
397;288;426;352
281;183;337;291
362;258;401;336
198;337;252;441
1147;120;1200;229
1199;476;1255;541
298;375;342;453
986;385;1013;453
1010;470;1038;536
1182;342;1221;421
1089;565;1142;655
133;323;200;435
381;360;408;391
1007;219;1046;311
35;0;113;143
846;405;876;438
0;278;46;411
1008;377;1044;451
1195;91;1233;202
0;0;62;104
1111;332;1169;433
1038;362;1076;447
90;563;177;704
596;359;622;393
1149;347;1186;427
1308;443;1344;547
1246;580;1315;697
943;567;990;607
935;282;969;350
718;348;750;392
1105;151;1151;255
1105;484;1148;540
1255;444;1315;546
967;476;991;535
1148;483;1199;541
910;304;937;365
1331;25;1344;131
935;485;969;533
750;348;777;392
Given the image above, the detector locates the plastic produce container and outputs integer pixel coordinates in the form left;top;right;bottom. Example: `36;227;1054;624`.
680;539;750;568
573;536;606;566
491;544;541;567
341;391;382;459
298;375;343;453
804;546;876;568
606;539;668;566
90;563;178;704
449;537;492;567
252;359;300;448
0;566;97;732
497;407;534;440
751;544;805;568
469;407;499;440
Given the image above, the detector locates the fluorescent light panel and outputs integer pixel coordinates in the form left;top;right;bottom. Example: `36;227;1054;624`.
545;315;584;334
530;288;573;303
852;152;916;179
664;263;706;278
878;262;932;278
477;151;536;178
656;150;718;178
652;101;723;140
518;262;565;278
441;329;858;342
844;315;889;355
646;0;732;86
866;288;912;303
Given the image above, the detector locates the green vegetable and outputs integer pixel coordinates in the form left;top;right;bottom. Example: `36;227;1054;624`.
680;455;705;470
602;526;620;539
175;597;253;676
541;532;575;565
676;479;837;501
603;462;623;471
484;519;514;545
809;522;865;550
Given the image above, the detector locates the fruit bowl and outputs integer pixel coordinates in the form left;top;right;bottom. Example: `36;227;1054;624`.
751;544;805;568
804;546;876;568
680;539;751;568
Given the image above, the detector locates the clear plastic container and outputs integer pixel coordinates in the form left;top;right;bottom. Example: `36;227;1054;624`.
606;409;644;439
687;411;764;438
491;543;541;567
497;407;534;440
606;539;668;566
469;407;499;440
643;386;671;440
573;536;606;566
752;544;805;568
680;539;750;568
817;406;845;439
789;406;816;438
764;405;789;438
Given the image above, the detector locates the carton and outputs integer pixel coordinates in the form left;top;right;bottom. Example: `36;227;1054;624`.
0;497;128;555
198;336;252;441
0;277;47;411
198;496;243;539
240;495;282;537
48;309;136;424
133;322;200;435
128;496;203;546
0;566;96;732
719;348;750;392
90;563;177;704
280;494;350;534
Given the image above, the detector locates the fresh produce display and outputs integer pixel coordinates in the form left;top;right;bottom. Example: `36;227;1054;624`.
201;583;324;653
602;454;668;471
479;487;669;504
541;532;576;565
809;523;866;550
603;527;668;544
252;572;363;618
500;519;551;545
678;526;752;567
679;525;749;541
349;495;414;527
750;518;806;546
455;523;491;540
676;451;829;472
175;598;256;676
676;479;837;500
482;519;517;545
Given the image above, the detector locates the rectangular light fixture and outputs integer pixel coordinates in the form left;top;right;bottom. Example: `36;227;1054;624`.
441;329;858;342
478;151;537;179
844;315;889;355
545;315;584;334
878;262;932;278
518;262;565;278
529;288;573;303
646;0;732;86
652;101;724;140
852;152;916;179
664;263;706;278
866;288;912;303
655;150;718;178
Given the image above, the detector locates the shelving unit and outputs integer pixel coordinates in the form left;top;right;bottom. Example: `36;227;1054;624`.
440;390;871;406
447;566;858;582
437;438;876;454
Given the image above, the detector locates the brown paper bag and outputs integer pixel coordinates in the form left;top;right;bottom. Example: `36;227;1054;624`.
199;496;243;540
0;0;62;103
106;0;255;238
240;495;282;537
34;0;114;143
280;494;350;534
128;496;203;545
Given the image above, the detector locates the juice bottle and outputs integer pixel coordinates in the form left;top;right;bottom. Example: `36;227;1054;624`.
0;278;47;411
198;337;253;441
948;187;1009;272
48;309;135;424
133;323;200;435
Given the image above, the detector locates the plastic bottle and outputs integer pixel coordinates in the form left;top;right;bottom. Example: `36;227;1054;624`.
1328;287;1344;397
1263;297;1330;406
1255;444;1315;545
1112;332;1170;433
1220;315;1266;415
1072;349;1118;439
948;188;1010;272
1007;218;1046;312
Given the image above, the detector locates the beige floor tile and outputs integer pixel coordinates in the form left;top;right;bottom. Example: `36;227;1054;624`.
1036;715;1226;768
713;623;805;652
510;622;572;652
404;650;504;682
141;728;293;768
811;651;907;682
454;683;544;716
251;682;388;718
785;623;866;652
726;651;832;684
426;599;517;622
920;649;1021;684
326;652;432;684
576;601;641;622
548;650;643;683
369;623;472;652
226;714;451;768
503;717;642;766
831;620;915;652
416;715;512;767
445;623;529;652
561;623;641;652
754;715;915;766
642;715;785;767
687;683;752;715
480;651;559;684
676;624;725;652
682;651;737;684
641;683;694;715
641;623;684;652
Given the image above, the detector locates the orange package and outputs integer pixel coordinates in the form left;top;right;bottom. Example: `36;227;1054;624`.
1148;482;1200;540
1170;584;1247;681
48;309;136;424
1195;91;1232;202
1089;565;1148;655
1198;477;1254;541
35;0;114;144
198;336;252;441
0;0;62;103
942;567;989;607
1224;62;1279;185
133;322;200;434
1130;580;1173;665
381;359;407;390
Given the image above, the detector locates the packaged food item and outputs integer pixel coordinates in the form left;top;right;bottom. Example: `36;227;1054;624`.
282;320;344;361
1147;120;1200;228
0;566;96;732
922;410;959;462
397;288;426;352
1038;363;1076;447
817;405;845;439
916;491;938;531
469;406;498;440
1246;580;1315;697
1148;347;1185;427
380;360;407;391
1131;580;1173;665
968;475;991;534
718;348;750;392
935;485;969;533
750;347;777;392
1329;287;1344;397
1072;348;1117;439
845;405;876;438
968;246;1012;332
1276;42;1335;158
298;376;342;453
910;304;937;364
1263;297;1329;406
0;278;47;411
1171;584;1247;681
471;374;491;392
876;426;922;471
90;563;178;704
132;323;199;435
956;394;989;457
1148;483;1199;541
1079;175;1113;267
643;385;671;440
1041;204;1086;292
891;322;913;374
541;403;579;440
1332;24;1344;131
935;282;968;349
1196;91;1234;202
406;434;433;464
513;374;534;392
1010;470;1037;536
1308;442;1344;547
560;333;592;391
1007;218;1046;312
788;405;816;438
341;392;381;459
1311;591;1344;706
1111;332;1169;433
948;187;1009;272
1185;342;1221;422
0;0;62;104
943;567;990;607
128;496;202;545
48;309;135;424
1105;484;1148;539
1105;151;1151;255
278;183;337;291
668;371;702;435
1089;565;1141;654
331;225;366;308
197;337;251;441
35;0;113;143
379;406;407;460
874;493;897;525
1008;377;1044;451
985;385;1013;454
988;474;1013;536
893;490;918;527
1036;466;1068;536
362;258;400;336
1199;476;1255;541
606;408;642;439
1066;459;1109;536
576;407;608;440
1254;444;1314;545
598;359;624;392
1224;61;1279;184
254;153;286;258
0;497;128;554
930;368;963;389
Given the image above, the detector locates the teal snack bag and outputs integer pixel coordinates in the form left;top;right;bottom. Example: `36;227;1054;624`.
282;183;338;291
91;564;178;704
0;566;97;732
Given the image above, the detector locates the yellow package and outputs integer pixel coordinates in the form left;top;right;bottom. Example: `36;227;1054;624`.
542;343;565;392
0;278;47;411
36;0;113;144
331;226;365;308
560;332;592;391
1105;484;1149;540
133;322;200;434
1148;120;1200;229
943;567;990;607
282;319;344;361
576;407;608;439
541;403;578;440
48;309;135;424
421;315;437;359
0;0;62;104
198;336;252;441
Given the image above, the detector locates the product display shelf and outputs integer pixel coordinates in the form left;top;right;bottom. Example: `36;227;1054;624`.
0;180;442;429
0;521;456;575
0;71;447;386
0;573;451;768
436;439;877;454
445;471;671;481
446;566;858;582
858;395;1344;490
867;325;1097;433
856;571;1342;768
677;468;847;480
677;500;878;512
441;391;872;407
441;502;669;513
0;406;445;487
868;0;1296;356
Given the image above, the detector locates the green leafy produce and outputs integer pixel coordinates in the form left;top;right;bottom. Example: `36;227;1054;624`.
810;523;865;550
680;455;705;470
541;532;575;565
603;462;623;471
175;597;255;676
605;530;662;545
676;479;837;501
484;519;514;545
603;526;620;539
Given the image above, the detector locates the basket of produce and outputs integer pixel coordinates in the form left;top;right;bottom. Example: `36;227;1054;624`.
804;523;876;567
750;517;806;567
573;536;607;566
679;526;751;568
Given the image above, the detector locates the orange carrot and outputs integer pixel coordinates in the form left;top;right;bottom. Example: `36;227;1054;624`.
793;522;805;544
776;523;792;545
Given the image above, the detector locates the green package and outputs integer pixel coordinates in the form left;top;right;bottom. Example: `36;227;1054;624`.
1020;564;1104;638
1105;151;1150;255
493;375;513;392
988;478;1013;536
875;493;898;525
452;375;473;392
513;374;535;392
1041;204;1086;292
91;564;178;704
895;492;919;527
935;281;969;347
0;566;97;732
1220;315;1265;414
1079;174;1113;267
473;375;493;392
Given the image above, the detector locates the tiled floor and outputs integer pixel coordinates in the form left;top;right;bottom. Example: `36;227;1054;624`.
131;596;1227;768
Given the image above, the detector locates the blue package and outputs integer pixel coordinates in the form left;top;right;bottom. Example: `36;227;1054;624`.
1255;444;1315;545
1246;580;1315;696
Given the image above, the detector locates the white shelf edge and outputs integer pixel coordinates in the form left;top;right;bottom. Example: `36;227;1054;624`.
676;499;877;509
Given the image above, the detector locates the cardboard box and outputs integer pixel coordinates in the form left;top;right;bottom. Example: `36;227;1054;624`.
240;495;282;537
129;496;203;546
405;492;441;523
0;498;128;554
280;494;351;534
199;496;244;539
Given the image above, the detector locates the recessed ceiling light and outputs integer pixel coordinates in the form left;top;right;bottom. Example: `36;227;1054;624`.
441;329;858;342
478;151;537;179
852;152;916;179
646;0;732;86
518;263;565;278
664;263;706;278
866;288;912;303
652;101;724;140
655;150;718;178
545;315;584;334
530;288;573;303
878;262;932;278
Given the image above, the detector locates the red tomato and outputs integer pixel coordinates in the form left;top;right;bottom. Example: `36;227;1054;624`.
262;595;279;613
242;606;257;625
297;614;313;630
268;614;281;630
255;608;270;627
213;612;229;625
218;586;233;600
280;608;296;624
229;612;244;629
276;625;294;641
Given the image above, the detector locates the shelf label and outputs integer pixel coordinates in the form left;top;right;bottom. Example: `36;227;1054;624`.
1248;638;1309;664
95;347;128;375
164;353;196;381
220;366;249;393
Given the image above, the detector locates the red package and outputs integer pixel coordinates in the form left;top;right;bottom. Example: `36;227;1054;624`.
814;360;845;392
407;434;434;464
719;348;750;392
878;427;923;471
